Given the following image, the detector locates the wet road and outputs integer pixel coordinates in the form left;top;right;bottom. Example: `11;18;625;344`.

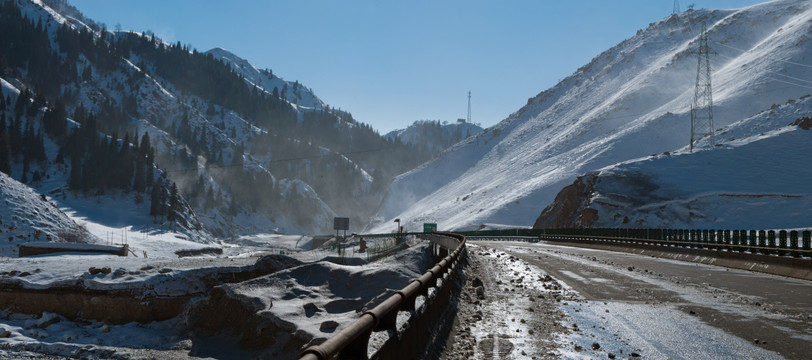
470;240;812;360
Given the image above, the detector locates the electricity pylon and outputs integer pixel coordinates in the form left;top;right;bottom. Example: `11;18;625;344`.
467;91;472;124
690;23;714;152
673;0;680;14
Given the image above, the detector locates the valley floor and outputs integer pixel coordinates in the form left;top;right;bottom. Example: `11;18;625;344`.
2;238;810;359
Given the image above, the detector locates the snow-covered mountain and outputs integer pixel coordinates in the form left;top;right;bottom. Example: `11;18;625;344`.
0;0;349;237
368;0;812;232
385;120;483;155
206;47;325;110
1;0;470;239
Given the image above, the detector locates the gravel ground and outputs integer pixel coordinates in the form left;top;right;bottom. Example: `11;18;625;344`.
441;244;578;359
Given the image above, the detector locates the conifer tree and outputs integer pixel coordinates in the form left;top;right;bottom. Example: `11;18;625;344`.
69;154;81;191
0;130;11;176
139;133;154;188
20;160;28;183
133;159;145;193
149;179;162;219
168;182;180;222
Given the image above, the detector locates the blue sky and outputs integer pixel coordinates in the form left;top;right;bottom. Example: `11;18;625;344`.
67;0;765;133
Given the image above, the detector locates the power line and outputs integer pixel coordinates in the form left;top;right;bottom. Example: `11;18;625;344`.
711;51;812;87
681;16;812;105
162;147;389;174
703;53;812;92
683;16;812;80
713;41;812;70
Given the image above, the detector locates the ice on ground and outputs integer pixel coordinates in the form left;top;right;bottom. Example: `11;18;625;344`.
558;301;782;360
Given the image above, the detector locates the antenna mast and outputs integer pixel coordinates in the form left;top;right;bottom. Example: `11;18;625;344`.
690;23;714;152
673;0;680;14
467;91;472;124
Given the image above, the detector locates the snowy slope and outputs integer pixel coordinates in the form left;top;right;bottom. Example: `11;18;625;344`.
206;47;325;110
369;0;812;232
385;120;483;154
571;98;812;229
0;173;93;257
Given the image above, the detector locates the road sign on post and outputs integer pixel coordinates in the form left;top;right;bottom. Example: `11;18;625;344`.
423;223;437;233
333;217;350;246
333;217;350;231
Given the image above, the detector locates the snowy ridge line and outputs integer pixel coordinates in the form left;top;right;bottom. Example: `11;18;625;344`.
300;232;466;360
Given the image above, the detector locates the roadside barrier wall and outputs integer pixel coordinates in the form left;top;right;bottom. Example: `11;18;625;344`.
299;232;466;360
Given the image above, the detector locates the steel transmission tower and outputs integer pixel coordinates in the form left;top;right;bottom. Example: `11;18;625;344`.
467;91;472;123
673;0;680;14
690;23;714;152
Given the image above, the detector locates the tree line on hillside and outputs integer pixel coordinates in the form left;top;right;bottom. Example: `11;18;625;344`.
0;85;190;227
0;0;481;233
396;120;478;154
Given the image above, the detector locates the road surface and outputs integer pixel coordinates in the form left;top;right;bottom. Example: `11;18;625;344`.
441;240;812;359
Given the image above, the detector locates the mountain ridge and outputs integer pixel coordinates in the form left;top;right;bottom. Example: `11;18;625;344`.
0;0;451;239
368;0;812;232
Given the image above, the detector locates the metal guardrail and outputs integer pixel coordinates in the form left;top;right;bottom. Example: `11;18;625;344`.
299;232;466;360
458;228;812;259
537;229;812;259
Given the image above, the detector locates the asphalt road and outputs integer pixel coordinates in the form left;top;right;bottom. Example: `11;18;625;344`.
467;240;812;360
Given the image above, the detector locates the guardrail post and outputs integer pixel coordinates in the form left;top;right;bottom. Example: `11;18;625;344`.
704;229;711;249
723;230;731;252
739;229;747;253
749;230;757;254
341;327;375;359
789;231;799;257
400;280;422;311
697;230;708;249
758;230;767;254
803;231;812;258
778;230;788;256
300;233;465;360
768;230;777;254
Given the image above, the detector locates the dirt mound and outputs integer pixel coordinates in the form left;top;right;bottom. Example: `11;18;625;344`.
533;173;598;228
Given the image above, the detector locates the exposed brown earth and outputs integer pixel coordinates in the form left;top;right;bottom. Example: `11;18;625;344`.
533;173;598;229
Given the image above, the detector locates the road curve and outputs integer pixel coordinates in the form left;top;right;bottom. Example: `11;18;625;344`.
442;240;812;360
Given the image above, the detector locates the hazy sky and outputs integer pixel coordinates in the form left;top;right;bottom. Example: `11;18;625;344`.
67;0;765;133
